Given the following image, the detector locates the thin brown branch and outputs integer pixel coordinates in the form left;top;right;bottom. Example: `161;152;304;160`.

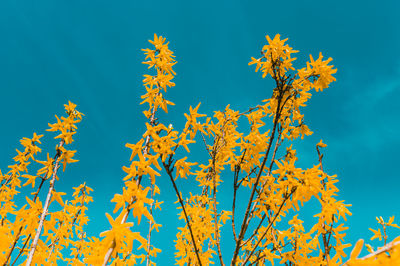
241;191;293;265
247;130;283;225
200;132;213;158
231;85;283;265
232;149;248;243
11;235;31;266
240;214;266;249
162;161;203;266
3;226;23;266
249;252;266;266
212;167;225;266
238;105;262;117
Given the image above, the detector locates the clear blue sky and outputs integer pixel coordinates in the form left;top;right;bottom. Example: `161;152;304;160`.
0;0;399;264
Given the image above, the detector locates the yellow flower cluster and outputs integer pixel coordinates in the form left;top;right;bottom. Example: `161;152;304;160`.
0;102;87;265
141;34;176;116
93;34;179;265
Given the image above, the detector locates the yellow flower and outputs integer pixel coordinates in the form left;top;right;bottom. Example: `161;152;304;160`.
317;139;327;148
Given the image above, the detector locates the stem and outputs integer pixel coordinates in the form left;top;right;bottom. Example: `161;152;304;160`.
3;227;23;266
239;214;266;249
26;140;65;266
146;182;155;266
231;147;249;244
247;130;282;225
316;145;334;261
231;91;282;265
241;191;293;265
212;167;225;266
383;225;388;245
163;161;203;266
11;235;31;266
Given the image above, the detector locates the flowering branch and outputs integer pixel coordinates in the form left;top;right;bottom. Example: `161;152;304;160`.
26;140;64;266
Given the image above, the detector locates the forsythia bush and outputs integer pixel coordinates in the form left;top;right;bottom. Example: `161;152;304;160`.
0;34;399;266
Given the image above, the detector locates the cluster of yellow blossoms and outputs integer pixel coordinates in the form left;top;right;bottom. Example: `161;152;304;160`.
0;101;90;265
0;33;398;266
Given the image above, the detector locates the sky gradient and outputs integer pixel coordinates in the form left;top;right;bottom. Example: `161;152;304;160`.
1;0;399;264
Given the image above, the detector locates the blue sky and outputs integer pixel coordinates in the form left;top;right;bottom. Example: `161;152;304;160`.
0;0;399;264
